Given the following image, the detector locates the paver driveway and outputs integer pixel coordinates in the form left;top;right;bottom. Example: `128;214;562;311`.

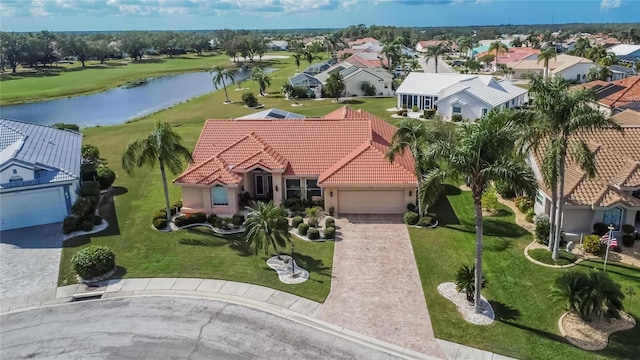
318;215;446;359
0;223;63;299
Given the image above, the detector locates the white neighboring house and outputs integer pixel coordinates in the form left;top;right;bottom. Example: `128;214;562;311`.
395;73;528;120
316;63;394;97
0;119;82;231
511;54;595;83
267;40;288;51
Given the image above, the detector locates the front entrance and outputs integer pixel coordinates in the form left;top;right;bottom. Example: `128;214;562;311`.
254;174;273;201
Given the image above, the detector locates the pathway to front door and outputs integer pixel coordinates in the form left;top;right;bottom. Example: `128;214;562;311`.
317;215;446;358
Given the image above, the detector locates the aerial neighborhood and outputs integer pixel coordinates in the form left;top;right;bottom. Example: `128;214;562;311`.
0;3;639;359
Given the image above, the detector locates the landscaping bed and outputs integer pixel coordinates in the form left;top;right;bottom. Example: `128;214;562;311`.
528;248;578;266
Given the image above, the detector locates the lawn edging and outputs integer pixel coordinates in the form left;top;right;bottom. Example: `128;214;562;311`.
558;311;637;351
524;241;583;269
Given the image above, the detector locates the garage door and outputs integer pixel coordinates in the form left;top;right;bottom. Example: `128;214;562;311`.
0;187;67;231
338;190;405;214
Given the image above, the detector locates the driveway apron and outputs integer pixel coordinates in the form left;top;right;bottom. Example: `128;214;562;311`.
318;215;445;358
0;223;63;299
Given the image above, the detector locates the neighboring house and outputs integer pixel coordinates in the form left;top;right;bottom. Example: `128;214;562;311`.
347;37;380;47
395;73;528;120
511;54;594;83
475;47;540;72
174;107;417;216
610;65;637;81
579;75;640;114
471;45;490;58
608;44;640;67
0;119;82;231
235;108;305;120
267;40;288;51
415;40;453;53
288;72;323;98
302;59;337;75
344;51;387;68
532;109;640;236
316;63;394;97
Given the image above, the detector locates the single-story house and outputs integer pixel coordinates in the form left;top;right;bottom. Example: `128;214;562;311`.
415;40;455;53
235;108;305;120
474;47;540;72
347;37;380;47
267;40;288;51
315;63;394;97
579;75;640;114
511;54;595;83
532;110;640;236
0;119;82;230
302;59;337;75
174;107;417;216
610;65;637;81
395;73;528;120
288;72;323;98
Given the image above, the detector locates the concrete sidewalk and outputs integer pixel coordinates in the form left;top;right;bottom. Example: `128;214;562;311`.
0;278;516;360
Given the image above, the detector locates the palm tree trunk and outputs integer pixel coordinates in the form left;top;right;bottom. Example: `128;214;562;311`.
553;154;567;260
473;190;484;313
434;57;438;74
159;158;173;223
548;185;557;251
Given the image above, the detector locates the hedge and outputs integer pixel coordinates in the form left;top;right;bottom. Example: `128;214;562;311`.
79;181;101;197
153;218;168;230
71;245;115;279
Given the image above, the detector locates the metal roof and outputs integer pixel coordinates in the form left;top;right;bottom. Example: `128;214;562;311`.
288;73;322;87
235;108;305;120
396;73;493;96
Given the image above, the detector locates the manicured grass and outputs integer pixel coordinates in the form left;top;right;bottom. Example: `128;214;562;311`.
528;248;577;266
410;185;640;360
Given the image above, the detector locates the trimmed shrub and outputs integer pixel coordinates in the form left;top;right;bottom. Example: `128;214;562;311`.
81;163;98;182
622;234;635;247
172;200;183;211
418;216;435;227
231;213;245;226
424;109;436;119
451;114;462;122
407;203;416;212
515;196;532;213
275;217;289;232
153;218;168;230
482;191;498;213
593;222;608;236
153;210;167;221
323;226;335;240
72;197;96;217
96;166;116;189
291;216;304;229
63;215;81;234
396;109;405;116
174;215;190;228
622;224;635;234
402;111;408;117
583;234;603;255
71;245;115;279
525;209;535;223
206;213;218;226
242;92;259;107
328;206;335;216
79;181;101;197
298;223;309;236
92;214;103;225
54;123;80;131
494;180;517;199
191;212;206;223
307;228;320;240
412;105;419;112
534;214;550;245
403;211;419;225
325;217;335;228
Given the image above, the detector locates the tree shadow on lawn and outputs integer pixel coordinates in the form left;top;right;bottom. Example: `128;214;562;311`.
490;301;521;322
500;319;567;344
454;218;530;238
575;261;640;281
93;189;122;237
179;237;227;247
430;187;461;226
341;99;364;105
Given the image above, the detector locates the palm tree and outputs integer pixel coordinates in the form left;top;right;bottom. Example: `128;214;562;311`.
121;121;193;223
382;40;401;70
250;67;271;96
587;66;612;82
456;36;473;58
572;37;591;58
488;41;508;70
210;64;235;103
424;110;536;311
292;53;302;71
552;270;625;321
244;201;290;256
303;49;314;66
455;264;486;302
537;48;557;78
587;45;607;64
520;76;620;260
424;43;448;73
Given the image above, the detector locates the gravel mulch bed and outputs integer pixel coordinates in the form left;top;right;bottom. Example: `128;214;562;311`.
560;311;636;351
437;282;494;325
267;255;309;284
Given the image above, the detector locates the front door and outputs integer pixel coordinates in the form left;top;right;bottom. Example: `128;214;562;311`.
254;174;273;199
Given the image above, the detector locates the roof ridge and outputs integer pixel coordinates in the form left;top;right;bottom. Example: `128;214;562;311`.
614;161;640;187
175;155;225;181
609;76;640;107
318;141;372;183
369;141;416;176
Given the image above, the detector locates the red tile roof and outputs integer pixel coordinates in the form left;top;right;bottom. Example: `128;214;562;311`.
175;107;416;187
348;37;379;46
581;75;640;111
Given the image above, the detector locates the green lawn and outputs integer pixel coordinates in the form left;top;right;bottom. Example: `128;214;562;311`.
528;248;577;266
411;185;640;360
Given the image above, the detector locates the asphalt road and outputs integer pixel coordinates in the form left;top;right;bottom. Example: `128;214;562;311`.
1;296;404;360
418;56;454;74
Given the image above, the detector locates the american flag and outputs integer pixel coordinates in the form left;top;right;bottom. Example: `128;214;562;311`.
600;232;618;247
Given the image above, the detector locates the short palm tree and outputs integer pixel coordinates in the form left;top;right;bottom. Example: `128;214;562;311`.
292;53;302;71
424;110;537;312
488;41;508;70
244;201;290;256
250;67;271;96
537;48;557;78
455;264;486;302
552;270;625;321
424;43;448;73
121;121;193;223
211;64;236;103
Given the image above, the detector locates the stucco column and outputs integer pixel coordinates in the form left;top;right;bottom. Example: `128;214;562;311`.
272;173;283;207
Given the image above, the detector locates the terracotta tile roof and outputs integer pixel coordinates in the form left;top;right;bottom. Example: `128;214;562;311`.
348;37;379;47
612;109;640;126
176;107;416;187
344;51;386;68
534;126;640;208
475;47;540;65
581;75;640;111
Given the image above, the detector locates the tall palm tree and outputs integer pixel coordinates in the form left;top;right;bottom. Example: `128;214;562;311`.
424;110;536;311
382;40;401;70
292;53;302;71
244;201;290;256
520;76;620;260
488;41;508;70
587;45;607;64
456;36;472;58
121;121;193;223
210;64;235;103
424;43;448;73
587;66;612;82
250;67;271;96
537;48;557;78
572;37;591;58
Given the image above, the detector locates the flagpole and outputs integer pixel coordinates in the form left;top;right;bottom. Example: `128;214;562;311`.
603;224;614;272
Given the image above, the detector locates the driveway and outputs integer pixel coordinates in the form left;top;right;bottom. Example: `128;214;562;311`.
0;223;63;299
418;55;455;74
1;296;404;359
318;215;446;358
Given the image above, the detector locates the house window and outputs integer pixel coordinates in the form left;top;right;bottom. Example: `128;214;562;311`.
603;207;624;231
286;179;301;199
535;191;544;205
511;99;515;106
212;185;228;206
425;98;431;109
452;105;462;114
306;179;322;199
482;108;488;116
576;74;581;82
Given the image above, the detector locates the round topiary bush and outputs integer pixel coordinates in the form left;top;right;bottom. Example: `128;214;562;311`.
206;213;218;226
622;234;635;247
72;245;116;279
525;209;535;223
153;218;168;230
291;216;304;229
323;226;335;240
324;217;335;228
622;224;636;234
418;216;435;227
307;228;320;240
403;211;419;225
583;234;603;255
81;221;94;232
298;223;309;236
231;213;245;226
153;210;167;221
592;222;608;236
96;166;116;190
407;203;416;212
63;215;81;234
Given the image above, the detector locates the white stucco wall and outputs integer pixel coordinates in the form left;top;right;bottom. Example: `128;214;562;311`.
344;71;393;97
436;92;491;120
560;207;596;234
554;63;595;83
0;163;35;183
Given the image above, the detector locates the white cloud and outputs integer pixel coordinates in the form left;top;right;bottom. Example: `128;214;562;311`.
600;0;622;9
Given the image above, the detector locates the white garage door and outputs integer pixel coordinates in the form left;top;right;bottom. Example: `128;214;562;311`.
338;190;406;214
0;187;67;231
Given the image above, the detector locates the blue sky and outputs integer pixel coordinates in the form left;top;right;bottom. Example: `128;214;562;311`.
1;0;638;32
